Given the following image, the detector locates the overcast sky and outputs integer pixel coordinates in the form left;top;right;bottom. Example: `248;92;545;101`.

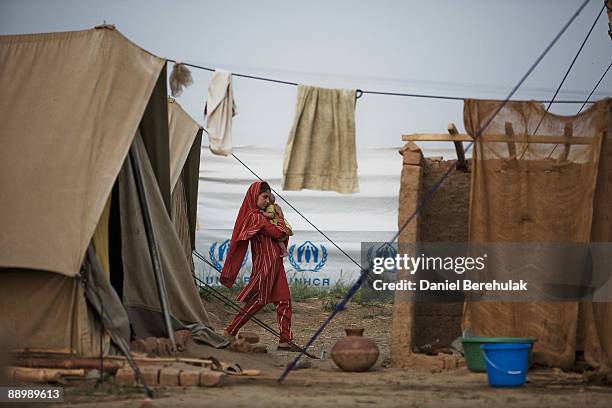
1;0;610;152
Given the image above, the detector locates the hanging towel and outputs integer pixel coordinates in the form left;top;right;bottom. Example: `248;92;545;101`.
283;85;358;193
204;70;238;156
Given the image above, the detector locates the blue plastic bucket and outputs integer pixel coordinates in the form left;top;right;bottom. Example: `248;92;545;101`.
480;343;530;387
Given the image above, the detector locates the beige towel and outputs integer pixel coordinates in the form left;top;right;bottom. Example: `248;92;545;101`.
283;85;358;193
204;70;238;156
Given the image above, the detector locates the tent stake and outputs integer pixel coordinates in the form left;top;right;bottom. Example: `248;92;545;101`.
129;145;177;352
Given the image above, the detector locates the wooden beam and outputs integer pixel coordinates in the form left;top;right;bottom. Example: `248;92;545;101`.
403;133;473;142
402;133;594;145
504;122;517;161
448;123;468;171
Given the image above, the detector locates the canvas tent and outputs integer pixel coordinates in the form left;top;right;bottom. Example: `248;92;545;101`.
168;97;203;270
0;26;225;356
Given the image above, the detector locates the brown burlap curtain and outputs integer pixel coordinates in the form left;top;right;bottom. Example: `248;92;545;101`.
462;98;612;371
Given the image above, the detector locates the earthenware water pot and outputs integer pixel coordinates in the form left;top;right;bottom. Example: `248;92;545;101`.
330;328;379;372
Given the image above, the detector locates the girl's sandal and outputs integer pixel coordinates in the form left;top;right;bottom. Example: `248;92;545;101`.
277;342;301;352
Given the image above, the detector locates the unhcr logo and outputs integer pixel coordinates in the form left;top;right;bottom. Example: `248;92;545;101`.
209;239;249;271
288;240;327;272
367;243;398;272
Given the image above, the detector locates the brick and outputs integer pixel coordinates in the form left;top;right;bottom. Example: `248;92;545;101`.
115;367;136;387
130;339;147;353
179;369;201;387
140;366;160;386
174;330;192;351
229;338;251;353
401;142;424;166
199;370;226;387
237;331;259;344
407;354;444;370
144;337;158;354
442;354;458;370
156;338;173;356
403;150;423;166
158;367;180;387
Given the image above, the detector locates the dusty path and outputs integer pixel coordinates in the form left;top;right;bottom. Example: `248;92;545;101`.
58;299;612;407
61;363;612;408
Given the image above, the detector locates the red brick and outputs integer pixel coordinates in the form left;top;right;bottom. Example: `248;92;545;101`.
179;369;201;387
115;367;136;387
140;366;160;386
174;330;192;351
408;354;444;370
403;151;423;166
158;367;180;387
442;355;458;370
199;370;226;387
130;339;147;353
144;337;158;354
237;331;259;344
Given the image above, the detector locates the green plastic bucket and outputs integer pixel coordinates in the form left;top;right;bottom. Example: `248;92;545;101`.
462;337;536;372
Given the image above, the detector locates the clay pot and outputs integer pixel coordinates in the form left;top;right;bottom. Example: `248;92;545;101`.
330;328;379;372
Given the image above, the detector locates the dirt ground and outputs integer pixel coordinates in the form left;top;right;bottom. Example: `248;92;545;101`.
57;299;612;408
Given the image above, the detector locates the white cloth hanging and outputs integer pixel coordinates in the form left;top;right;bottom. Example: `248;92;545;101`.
204;70;238;156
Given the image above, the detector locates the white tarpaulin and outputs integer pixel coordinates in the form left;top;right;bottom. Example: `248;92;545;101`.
195;145;404;288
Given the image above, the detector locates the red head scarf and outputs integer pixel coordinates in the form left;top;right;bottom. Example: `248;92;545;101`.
220;181;265;287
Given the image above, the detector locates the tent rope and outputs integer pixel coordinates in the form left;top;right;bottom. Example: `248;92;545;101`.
165;60;599;104
578;59;612;113
526;3;605;159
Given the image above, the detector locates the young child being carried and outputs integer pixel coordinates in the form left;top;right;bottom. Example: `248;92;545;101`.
261;193;293;257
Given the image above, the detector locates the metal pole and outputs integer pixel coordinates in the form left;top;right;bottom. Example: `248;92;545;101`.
84;244;155;398
129;145;177;351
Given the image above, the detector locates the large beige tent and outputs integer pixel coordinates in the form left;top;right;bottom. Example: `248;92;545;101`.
0;26;225;355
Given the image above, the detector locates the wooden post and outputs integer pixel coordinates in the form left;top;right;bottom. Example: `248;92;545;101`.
448;123;468;171
504;122;517;161
559;123;573;162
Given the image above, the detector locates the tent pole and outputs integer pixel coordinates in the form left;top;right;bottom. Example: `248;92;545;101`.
129;144;177;351
84;244;155;398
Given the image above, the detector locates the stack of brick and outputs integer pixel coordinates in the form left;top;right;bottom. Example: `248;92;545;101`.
115;363;226;388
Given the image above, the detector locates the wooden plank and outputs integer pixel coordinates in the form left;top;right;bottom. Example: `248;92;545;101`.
8;367;86;382
11;357;124;371
105;355;214;368
402;133;594;145
447;123;468;171
403;133;473;142
505;122;517;160
12;348;73;355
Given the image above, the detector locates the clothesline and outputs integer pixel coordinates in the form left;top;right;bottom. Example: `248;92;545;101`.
166;58;597;104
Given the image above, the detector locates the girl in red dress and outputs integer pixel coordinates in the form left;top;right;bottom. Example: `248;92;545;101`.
220;181;296;350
